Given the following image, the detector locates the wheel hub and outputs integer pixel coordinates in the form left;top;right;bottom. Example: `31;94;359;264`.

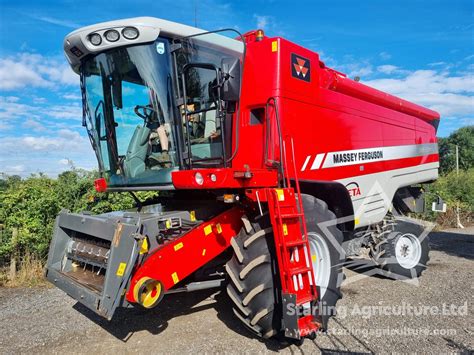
395;233;422;269
308;233;331;299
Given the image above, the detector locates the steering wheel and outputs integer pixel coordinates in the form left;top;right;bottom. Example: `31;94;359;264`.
134;105;157;121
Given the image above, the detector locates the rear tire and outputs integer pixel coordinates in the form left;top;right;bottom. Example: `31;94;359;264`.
376;220;430;279
226;195;345;338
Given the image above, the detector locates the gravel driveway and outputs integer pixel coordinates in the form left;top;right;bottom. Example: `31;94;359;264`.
1;227;473;354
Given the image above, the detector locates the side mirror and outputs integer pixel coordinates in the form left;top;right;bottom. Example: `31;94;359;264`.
220;58;240;102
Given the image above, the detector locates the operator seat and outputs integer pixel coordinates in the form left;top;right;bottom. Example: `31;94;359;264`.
123;125;151;179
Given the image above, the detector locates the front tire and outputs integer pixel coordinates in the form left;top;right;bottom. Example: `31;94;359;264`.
225;215;278;339
302;195;345;330
226;195;345;338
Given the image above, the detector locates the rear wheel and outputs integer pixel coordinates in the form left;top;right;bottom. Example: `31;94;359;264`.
225;195;345;338
375;221;430;279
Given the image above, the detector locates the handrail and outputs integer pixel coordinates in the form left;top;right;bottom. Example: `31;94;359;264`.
265;97;285;187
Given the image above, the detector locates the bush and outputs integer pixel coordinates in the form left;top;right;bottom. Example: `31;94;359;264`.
0;170;157;267
423;168;474;227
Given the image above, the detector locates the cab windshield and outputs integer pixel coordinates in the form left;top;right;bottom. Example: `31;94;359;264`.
82;38;178;187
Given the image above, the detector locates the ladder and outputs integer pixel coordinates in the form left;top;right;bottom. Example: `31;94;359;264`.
266;136;320;339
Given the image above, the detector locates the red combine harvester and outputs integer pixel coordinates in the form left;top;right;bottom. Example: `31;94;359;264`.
46;17;440;341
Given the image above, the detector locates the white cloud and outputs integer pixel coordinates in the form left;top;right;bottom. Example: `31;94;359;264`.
377;65;399;74
345;63;373;78
63;93;82;100
0;53;78;90
31;15;80;29
0;121;13;131
363;69;474;118
379;52;391;60
4;165;25;173
253;15;270;30
23;119;46;132
0;96;82;125
0;57;49;90
364;70;473;95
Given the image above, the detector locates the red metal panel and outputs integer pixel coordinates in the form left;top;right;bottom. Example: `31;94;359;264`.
228;34;440;185
171;168;278;189
125;207;244;302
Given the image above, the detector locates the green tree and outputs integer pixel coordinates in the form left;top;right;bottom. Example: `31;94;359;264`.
0;170;158;263
438;126;474;174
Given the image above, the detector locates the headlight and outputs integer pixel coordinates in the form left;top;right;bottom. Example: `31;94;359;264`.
195;172;204;185
122;27;139;40
104;30;120;42
89;33;102;46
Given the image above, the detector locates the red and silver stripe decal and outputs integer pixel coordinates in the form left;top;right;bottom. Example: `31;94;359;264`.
301;143;438;171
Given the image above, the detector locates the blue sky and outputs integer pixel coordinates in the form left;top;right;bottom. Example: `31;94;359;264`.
0;0;472;176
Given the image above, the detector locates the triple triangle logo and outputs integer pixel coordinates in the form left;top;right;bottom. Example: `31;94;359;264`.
291;53;311;82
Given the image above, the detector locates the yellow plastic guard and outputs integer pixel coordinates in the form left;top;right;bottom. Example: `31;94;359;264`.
204;225;213;236
272;40;278;52
174;242;183;251
139;238;149;254
171;272;179;284
116;262;127;276
275;189;285;201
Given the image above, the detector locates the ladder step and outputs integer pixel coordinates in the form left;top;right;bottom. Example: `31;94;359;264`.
289;266;312;275
279;213;304;219
296;295;315;306
285;240;307;248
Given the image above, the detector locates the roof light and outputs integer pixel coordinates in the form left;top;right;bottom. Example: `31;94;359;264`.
104;30;120;42
89;33;102;46
122;27;139;40
256;29;264;41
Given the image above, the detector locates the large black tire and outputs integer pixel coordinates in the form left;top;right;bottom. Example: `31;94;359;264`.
225;195;345;338
225;214;279;339
375;219;430;279
301;195;345;330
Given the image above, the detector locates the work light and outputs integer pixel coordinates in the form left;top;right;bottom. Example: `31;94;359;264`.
89;33;102;46
122;27;139;40
104;30;120;42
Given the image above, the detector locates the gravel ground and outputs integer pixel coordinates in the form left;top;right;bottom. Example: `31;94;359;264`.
0;227;473;354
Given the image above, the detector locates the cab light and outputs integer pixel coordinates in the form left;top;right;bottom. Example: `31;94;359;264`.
89;33;102;46
256;29;264;41
104;30;120;42
94;178;107;192
195;172;204;185
122;27;139;40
